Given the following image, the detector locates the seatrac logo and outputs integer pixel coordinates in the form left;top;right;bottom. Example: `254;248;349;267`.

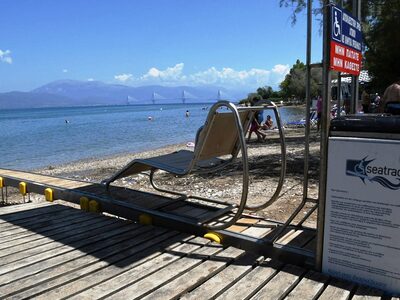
346;157;400;190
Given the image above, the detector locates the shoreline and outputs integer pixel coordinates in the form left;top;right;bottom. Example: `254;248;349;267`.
5;128;321;225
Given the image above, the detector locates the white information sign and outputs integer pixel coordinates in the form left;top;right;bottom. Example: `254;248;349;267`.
323;137;400;294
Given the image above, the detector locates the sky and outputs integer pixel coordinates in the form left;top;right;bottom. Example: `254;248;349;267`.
0;0;323;93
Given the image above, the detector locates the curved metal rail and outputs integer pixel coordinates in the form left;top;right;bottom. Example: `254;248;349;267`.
244;102;287;211
149;100;250;230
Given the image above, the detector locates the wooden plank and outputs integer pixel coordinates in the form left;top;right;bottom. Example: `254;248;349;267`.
250;264;306;300
70;237;220;300
0;228;183;299
0;215;112;255
0;205;74;231
0;220;124;268
140;246;246;300
0;204;68;224
286;269;329;299
51;180;92;189
106;187;172;209
318;278;355;300
239;220;276;238
351;285;384;299
181;253;262;300
226;217;259;232
0;219;126;276
276;228;316;248
0;212;93;243
0;220;138;286
105;240;223;300
0;202;52;217
216;259;283;300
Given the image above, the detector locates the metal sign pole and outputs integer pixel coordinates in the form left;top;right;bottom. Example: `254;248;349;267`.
336;1;343;117
316;0;332;271
351;0;360;113
302;0;312;202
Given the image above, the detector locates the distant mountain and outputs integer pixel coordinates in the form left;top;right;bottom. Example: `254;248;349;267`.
0;91;74;109
0;80;248;109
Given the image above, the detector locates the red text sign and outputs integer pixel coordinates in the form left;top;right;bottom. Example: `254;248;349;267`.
330;40;362;75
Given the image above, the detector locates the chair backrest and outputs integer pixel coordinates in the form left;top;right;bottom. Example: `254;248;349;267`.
194;107;252;162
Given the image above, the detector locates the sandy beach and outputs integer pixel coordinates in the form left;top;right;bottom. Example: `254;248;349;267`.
4;128;321;227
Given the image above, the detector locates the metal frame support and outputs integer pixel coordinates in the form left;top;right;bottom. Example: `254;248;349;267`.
316;0;332;271
303;0;312;203
350;0;361;114
271;0;318;244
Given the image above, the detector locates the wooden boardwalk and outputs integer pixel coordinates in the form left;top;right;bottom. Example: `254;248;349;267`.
0;202;394;299
0;168;317;265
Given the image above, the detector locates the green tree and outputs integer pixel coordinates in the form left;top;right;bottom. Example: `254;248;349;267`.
279;0;400;92
280;59;322;100
364;1;400;90
280;59;305;100
256;86;274;99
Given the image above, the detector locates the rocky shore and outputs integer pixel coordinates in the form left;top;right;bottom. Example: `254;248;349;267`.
3;128;321;227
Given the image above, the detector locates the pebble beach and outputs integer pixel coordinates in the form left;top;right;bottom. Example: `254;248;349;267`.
5;127;321;226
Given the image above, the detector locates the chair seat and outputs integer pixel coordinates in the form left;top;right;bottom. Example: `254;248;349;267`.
136;150;195;175
134;150;227;175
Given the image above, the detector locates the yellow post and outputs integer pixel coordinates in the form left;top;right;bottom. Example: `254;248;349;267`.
79;197;89;211
204;232;222;244
89;200;101;213
44;188;54;202
0;177;4;188
138;214;153;225
19;182;27;196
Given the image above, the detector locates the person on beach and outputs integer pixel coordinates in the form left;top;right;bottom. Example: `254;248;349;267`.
261;115;273;130
374;93;381;105
380;77;400;114
361;88;370;113
248;111;267;142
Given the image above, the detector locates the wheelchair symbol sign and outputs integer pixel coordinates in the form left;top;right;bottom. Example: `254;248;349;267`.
331;6;342;42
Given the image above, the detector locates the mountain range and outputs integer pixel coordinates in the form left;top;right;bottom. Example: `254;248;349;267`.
0;80;248;109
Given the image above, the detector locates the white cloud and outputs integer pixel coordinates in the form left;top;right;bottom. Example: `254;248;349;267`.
141;63;185;82
114;63;290;89
272;64;290;75
0;49;12;64
87;78;94;81
62;69;68;73
114;73;133;82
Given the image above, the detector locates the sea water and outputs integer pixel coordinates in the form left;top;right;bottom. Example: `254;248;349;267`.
0;104;305;170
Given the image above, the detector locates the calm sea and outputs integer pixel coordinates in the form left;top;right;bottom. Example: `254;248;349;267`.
0;103;305;170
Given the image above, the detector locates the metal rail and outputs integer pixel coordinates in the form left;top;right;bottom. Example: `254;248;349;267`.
244;102;287;211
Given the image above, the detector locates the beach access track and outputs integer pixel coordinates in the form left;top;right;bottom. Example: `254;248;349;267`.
0;168;394;299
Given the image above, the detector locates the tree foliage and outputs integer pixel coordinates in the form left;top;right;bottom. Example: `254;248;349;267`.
363;0;400;90
279;59;322;100
257;86;273;99
279;0;400;91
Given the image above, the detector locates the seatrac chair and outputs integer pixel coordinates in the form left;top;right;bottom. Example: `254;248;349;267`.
102;101;253;229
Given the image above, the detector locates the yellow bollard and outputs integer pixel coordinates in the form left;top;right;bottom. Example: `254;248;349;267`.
79;197;89;211
204;232;222;244
138;214;153;225
44;188;54;202
19;182;27;196
89;200;101;213
0;177;3;188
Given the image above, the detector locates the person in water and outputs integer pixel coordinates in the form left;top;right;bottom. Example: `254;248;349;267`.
185;110;190;117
